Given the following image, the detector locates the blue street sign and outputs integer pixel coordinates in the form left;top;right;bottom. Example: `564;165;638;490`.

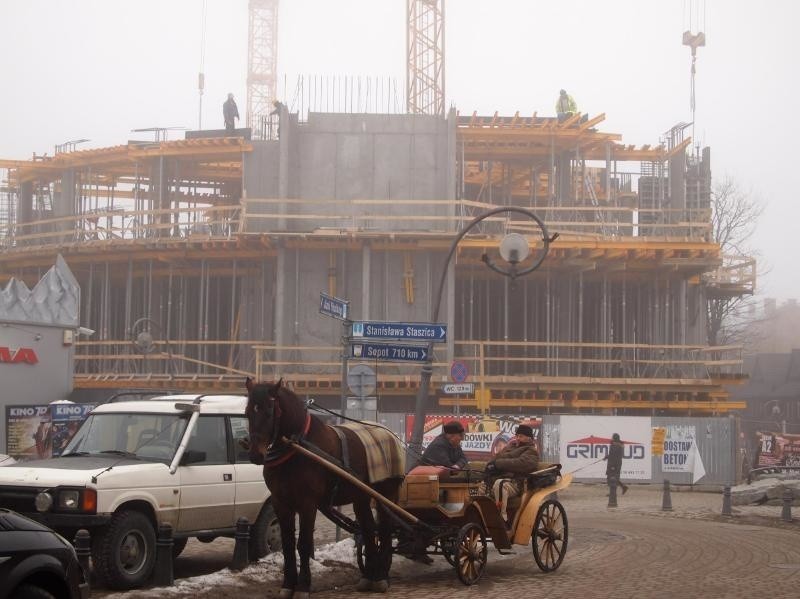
319;292;349;321
350;342;429;363
351;321;447;343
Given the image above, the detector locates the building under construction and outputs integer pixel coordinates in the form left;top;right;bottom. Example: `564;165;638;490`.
0;1;753;416
0;106;753;415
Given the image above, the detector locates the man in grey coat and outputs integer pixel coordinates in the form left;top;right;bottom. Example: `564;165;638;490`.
420;420;468;469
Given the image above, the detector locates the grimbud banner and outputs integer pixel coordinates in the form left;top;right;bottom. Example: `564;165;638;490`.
559;416;652;479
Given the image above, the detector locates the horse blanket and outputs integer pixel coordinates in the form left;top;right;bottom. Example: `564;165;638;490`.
335;422;405;483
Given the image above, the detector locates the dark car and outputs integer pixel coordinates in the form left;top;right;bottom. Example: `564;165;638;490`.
0;508;89;599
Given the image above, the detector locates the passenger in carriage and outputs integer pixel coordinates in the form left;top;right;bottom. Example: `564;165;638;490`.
484;424;540;523
420;420;469;470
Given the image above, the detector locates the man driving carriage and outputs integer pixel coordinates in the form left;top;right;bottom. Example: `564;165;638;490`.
484;424;540;523
420;420;469;469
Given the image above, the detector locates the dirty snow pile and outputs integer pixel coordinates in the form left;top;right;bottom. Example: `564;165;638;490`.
115;538;359;597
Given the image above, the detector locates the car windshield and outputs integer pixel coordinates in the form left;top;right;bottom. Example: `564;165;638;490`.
62;412;189;463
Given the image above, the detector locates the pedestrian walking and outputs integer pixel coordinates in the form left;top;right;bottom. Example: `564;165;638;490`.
605;433;629;495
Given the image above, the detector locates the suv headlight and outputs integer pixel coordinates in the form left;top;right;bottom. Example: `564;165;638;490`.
35;491;54;512
58;490;80;509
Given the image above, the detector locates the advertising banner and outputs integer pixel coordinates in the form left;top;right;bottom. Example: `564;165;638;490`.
5;403;95;460
756;431;800;467
661;425;706;483
559;416;652;479
5;405;51;460
406;414;541;460
50;403;95;456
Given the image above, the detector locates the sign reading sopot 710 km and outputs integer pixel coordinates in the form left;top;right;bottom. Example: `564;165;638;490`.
351;342;429;363
351;321;446;342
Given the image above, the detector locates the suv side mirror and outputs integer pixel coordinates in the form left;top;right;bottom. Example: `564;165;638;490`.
180;449;207;465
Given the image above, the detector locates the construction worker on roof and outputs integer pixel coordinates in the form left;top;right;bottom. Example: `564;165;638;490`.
556;89;578;121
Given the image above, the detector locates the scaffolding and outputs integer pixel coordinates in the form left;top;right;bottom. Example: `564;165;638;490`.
0;111;749;414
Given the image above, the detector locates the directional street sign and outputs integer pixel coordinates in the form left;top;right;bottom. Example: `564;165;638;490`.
319;292;349;321
351;321;447;343
442;383;475;395
350;342;429;363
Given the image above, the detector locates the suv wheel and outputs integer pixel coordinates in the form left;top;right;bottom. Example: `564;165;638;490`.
249;502;281;560
94;510;156;590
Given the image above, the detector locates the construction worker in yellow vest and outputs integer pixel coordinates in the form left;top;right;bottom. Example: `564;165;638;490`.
556;89;578;121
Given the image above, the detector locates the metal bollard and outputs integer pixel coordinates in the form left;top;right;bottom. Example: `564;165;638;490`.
73;529;91;589
722;485;732;516
231;516;250;571
607;479;618;508
154;523;174;586
781;488;793;523
661;479;673;512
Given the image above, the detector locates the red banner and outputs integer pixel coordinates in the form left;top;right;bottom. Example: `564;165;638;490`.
406;414;541;460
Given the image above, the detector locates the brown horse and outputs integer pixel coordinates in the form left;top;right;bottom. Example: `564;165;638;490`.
245;378;404;598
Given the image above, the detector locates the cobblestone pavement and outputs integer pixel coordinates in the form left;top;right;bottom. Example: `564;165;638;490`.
95;484;800;598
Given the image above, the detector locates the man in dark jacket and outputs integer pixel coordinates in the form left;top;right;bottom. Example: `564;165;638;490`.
605;433;629;495
420;420;468;469
223;93;239;134
485;424;539;521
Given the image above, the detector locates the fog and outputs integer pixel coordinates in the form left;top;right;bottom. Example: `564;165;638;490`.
0;0;796;298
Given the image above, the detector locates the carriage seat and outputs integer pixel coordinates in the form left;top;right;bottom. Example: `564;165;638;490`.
502;464;561;517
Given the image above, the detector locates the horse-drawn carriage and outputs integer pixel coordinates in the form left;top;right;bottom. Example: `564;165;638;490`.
244;378;570;597
386;463;571;584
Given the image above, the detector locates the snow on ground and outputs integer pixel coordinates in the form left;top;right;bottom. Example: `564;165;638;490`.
113;539;359;597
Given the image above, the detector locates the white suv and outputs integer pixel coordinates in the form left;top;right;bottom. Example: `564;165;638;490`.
0;394;280;590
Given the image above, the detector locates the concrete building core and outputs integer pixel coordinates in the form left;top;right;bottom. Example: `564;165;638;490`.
0;107;754;415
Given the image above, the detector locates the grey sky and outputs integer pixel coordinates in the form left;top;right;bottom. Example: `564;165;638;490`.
1;0;797;299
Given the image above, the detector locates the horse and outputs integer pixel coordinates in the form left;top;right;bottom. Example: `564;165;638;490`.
244;377;404;598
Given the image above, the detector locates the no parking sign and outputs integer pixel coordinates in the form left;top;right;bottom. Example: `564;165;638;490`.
450;360;469;383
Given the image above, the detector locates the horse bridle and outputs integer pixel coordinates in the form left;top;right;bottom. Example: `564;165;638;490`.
260;386;311;468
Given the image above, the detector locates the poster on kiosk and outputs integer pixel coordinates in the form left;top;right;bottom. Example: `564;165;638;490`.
559;416;652;479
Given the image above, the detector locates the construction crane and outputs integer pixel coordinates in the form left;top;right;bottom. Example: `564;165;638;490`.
407;0;445;116
244;1;445;125
247;0;280;137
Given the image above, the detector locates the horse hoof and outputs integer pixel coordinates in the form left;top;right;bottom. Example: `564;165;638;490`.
278;588;294;599
356;578;372;592
371;579;390;593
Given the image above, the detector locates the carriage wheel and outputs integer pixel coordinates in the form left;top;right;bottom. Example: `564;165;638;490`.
531;499;569;572
454;523;488;585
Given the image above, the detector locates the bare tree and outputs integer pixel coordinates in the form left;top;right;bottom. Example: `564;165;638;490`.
706;176;765;346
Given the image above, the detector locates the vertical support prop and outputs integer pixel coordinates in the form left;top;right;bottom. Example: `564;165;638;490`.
73;529;91;589
154;523;174;586
232;516;251;571
722;485;732;517
662;479;673;512
781;488;793;523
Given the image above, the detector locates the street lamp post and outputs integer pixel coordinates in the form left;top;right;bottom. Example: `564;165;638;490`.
407;206;556;464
